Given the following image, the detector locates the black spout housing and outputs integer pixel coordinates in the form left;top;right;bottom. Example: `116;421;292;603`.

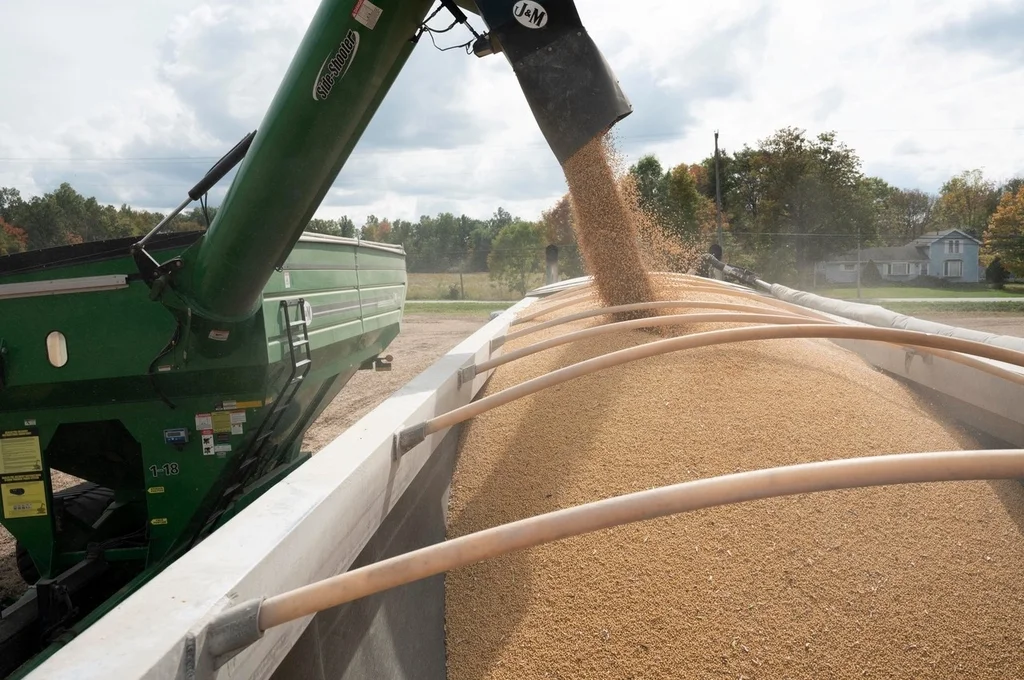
472;0;633;165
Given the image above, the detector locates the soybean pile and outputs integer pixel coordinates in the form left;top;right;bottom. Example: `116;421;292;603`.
444;276;1024;679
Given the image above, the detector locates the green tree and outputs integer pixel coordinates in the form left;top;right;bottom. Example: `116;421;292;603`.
985;257;1009;289
696;149;736;202
488;207;514;234
720;128;874;285
662;163;704;238
487;220;544;295
1001;177;1024;199
861;260;885;286
877;187;936;245
0;187;23;224
627;155;668;218
306;216;355;237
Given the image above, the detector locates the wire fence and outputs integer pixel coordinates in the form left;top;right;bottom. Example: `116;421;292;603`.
401;229;1009;301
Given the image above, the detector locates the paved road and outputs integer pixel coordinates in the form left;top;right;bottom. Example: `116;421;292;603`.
406;299;512;304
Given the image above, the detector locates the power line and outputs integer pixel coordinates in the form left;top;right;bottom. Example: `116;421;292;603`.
2;126;1022;163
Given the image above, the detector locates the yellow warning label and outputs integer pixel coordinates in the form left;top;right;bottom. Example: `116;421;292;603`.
148;486;165;494
218;400;262;410
0;435;42;475
211;411;232;434
2;480;47;519
2;474;40;483
150;517;168;526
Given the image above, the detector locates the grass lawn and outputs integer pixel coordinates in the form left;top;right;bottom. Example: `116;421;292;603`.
407;271;544;301
404;300;515;317
814;284;1024;299
881;301;1024;315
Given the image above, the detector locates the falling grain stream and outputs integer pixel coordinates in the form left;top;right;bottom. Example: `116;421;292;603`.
443;139;1024;679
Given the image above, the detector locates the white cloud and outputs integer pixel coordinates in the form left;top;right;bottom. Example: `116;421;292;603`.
0;0;1021;225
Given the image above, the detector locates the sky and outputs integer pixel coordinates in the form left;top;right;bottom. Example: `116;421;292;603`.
0;0;1022;225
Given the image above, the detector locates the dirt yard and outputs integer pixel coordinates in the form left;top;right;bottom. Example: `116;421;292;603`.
0;314;487;604
302;314;488;450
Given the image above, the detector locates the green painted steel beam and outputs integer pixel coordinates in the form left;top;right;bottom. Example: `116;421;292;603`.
174;0;433;322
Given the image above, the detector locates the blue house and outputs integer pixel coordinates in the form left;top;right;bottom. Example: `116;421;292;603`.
816;229;981;284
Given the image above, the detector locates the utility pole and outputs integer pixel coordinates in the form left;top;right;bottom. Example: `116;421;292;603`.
856;230;862;300
714;131;724;249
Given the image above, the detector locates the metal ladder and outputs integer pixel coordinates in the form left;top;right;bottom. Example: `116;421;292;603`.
191;298;313;543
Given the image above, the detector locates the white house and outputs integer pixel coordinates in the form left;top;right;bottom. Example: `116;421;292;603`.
816;229;982;284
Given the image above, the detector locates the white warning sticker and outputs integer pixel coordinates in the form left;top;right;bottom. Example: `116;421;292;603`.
352;0;382;29
229;411;247;425
195;413;213;431
231;423;244;436
201;433;215;456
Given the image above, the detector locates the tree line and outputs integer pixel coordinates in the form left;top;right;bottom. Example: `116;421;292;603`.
622;127;1024;285
2;126;1022;292
0;182;571;295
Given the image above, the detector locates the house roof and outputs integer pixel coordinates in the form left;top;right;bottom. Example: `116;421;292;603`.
829;244;930;263
911;228;981;244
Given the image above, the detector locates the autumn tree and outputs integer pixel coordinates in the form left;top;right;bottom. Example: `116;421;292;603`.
539;194;584;277
0;218;27;255
487;220;544;295
360;215;383;241
934;169;999;237
982;185;1024;277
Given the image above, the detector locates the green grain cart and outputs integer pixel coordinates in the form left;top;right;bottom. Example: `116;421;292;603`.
0;0;632;675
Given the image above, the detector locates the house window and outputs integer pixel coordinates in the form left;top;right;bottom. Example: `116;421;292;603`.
946;239;962;254
841;264;856;272
944;260;963;277
890;262;908;276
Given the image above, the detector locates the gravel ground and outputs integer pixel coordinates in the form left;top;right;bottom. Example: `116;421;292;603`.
1;313;486;604
302;314;486;451
445;281;1024;680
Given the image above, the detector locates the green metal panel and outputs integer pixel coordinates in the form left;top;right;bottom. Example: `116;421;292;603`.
0;232;405;674
0;283;174;386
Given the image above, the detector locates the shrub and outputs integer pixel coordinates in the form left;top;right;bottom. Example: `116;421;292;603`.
986;257;1009;289
911;274;950;289
860;260;885;286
